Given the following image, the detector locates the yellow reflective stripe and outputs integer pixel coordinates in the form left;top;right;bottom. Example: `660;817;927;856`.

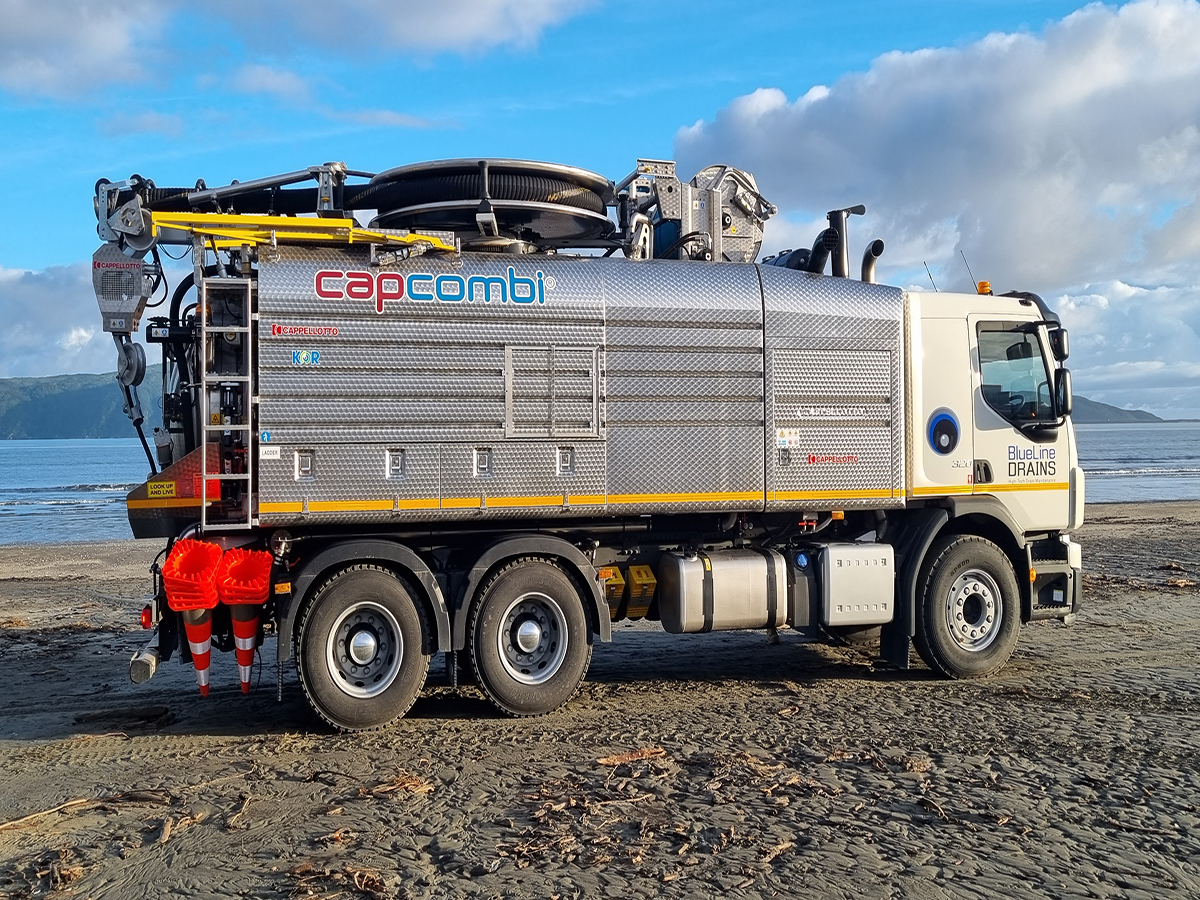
606;490;761;504
308;499;394;512
127;497;203;509
981;482;1070;493
396;498;440;510
772;488;894;501
484;495;564;508
911;485;974;496
262;487;951;514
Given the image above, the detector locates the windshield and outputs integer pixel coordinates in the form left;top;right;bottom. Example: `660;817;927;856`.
978;324;1055;422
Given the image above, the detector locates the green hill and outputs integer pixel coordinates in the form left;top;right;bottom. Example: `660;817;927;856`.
1071;395;1162;424
0;366;162;439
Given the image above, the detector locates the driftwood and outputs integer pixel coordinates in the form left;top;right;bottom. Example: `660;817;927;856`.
0;790;171;832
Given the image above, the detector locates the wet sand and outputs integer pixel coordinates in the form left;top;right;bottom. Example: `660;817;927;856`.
1;502;1198;898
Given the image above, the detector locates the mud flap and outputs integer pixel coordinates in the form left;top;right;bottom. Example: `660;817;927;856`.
881;508;949;669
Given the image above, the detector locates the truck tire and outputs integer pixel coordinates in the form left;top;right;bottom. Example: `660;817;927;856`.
913;535;1021;678
296;565;430;731
468;558;592;717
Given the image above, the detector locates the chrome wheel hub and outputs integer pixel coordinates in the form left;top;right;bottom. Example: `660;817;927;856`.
498;592;568;685
515;620;542;654
325;601;403;698
348;629;378;665
945;569;1002;652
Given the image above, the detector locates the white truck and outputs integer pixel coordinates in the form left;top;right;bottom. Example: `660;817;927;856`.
93;157;1082;731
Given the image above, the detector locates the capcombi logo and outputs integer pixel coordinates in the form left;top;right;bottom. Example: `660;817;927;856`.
314;267;550;313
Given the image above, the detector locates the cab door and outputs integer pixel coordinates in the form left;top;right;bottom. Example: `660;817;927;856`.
968;317;1070;531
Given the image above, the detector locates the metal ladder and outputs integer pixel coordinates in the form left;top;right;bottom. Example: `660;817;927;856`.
199;277;256;532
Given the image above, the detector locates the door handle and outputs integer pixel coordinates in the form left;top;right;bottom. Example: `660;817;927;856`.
973;460;994;484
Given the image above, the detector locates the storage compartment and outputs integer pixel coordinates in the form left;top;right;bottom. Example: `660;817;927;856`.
658;550;787;634
598;566;626;620
819;543;894;626
624;565;657;620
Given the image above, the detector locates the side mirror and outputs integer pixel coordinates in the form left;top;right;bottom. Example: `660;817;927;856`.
1049;327;1069;361
1055;368;1073;417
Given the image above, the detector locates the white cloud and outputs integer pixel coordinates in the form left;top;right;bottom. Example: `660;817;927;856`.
0;264;117;377
250;0;593;54
232;64;311;103
0;0;591;98
98;111;185;138
0;0;165;97
343;109;433;129
227;64;435;128
676;0;1200;417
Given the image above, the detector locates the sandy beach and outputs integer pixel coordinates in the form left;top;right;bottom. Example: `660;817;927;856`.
1;501;1198;898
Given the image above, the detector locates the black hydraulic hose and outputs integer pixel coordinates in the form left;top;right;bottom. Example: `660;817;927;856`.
134;419;157;475
659;230;706;259
173;340;196;455
169;266;219;454
121;383;157;474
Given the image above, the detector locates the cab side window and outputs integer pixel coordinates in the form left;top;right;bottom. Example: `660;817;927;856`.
978;325;1055;422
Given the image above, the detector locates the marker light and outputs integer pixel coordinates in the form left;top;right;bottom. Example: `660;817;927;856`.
1029;567;1037;584
140;605;153;629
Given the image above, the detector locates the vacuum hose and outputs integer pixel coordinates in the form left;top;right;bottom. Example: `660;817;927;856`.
805;228;840;275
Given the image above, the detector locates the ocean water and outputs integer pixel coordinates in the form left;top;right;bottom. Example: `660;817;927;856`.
1074;422;1200;503
0;438;151;545
1;424;1197;544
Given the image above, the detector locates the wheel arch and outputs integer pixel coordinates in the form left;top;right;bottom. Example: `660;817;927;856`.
280;539;451;663
882;498;1029;668
452;534;610;651
942;498;1031;621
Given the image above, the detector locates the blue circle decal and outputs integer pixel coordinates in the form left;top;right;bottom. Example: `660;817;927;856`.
927;408;960;455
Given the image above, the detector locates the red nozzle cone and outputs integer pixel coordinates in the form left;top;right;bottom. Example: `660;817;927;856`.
182;608;213;697
230;604;260;695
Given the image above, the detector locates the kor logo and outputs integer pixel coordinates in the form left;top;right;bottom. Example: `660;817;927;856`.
314;267;552;313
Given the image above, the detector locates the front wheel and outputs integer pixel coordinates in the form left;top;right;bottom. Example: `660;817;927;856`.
913;535;1021;678
296;565;431;731
468;558;592;717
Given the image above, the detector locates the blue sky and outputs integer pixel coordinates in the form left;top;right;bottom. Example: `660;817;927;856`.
2;0;1200;416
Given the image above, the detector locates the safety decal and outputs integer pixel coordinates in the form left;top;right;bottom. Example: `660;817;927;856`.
147;481;176;498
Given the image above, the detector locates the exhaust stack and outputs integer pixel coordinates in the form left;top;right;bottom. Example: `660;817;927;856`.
861;239;885;283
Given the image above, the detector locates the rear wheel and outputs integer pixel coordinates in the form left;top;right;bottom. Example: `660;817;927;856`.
913;535;1020;678
468;559;592;716
296;565;430;731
